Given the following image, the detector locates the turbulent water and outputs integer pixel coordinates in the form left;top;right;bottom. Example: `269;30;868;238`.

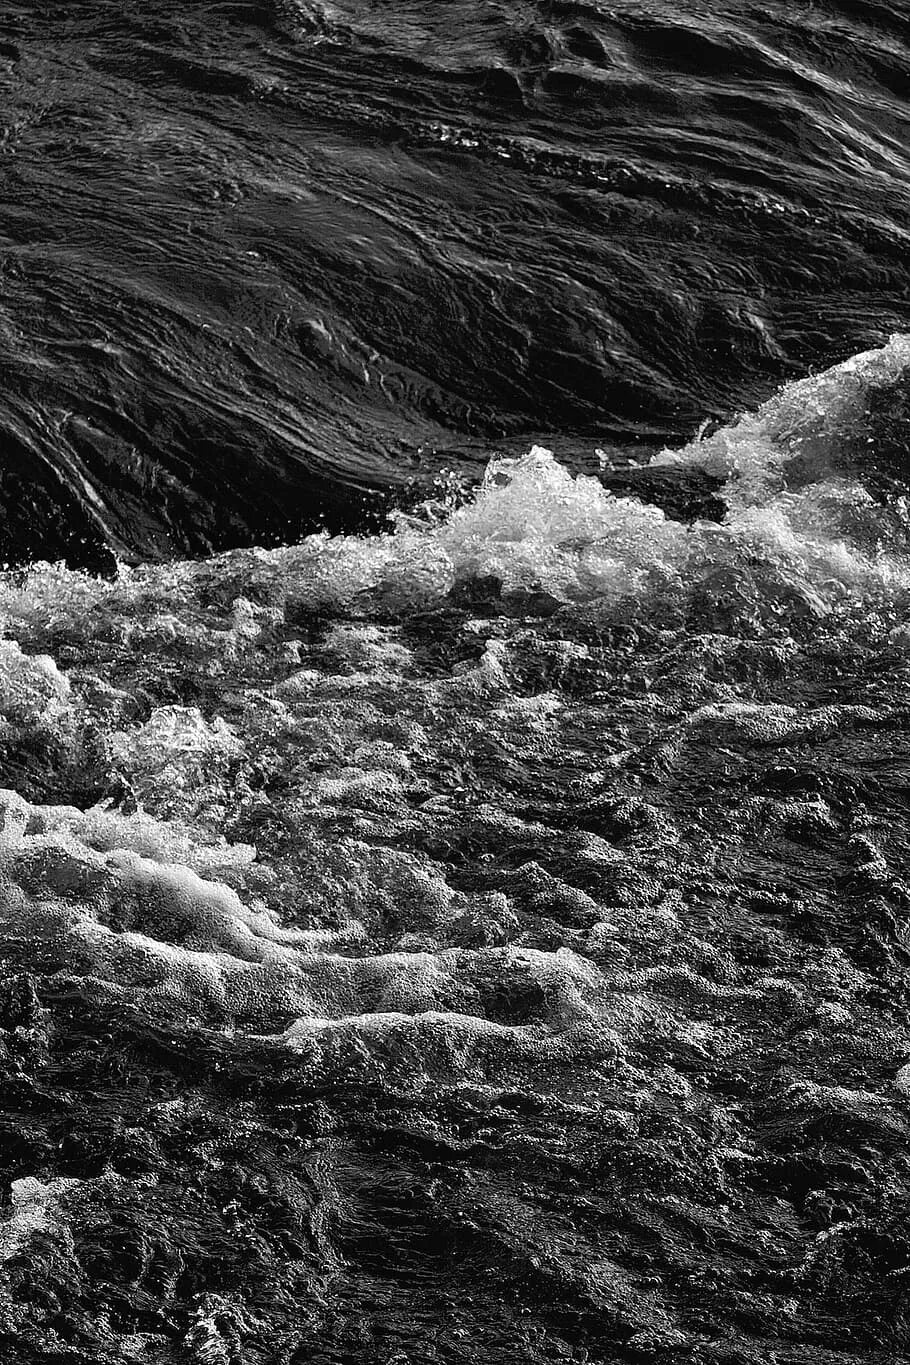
0;340;910;1360
3;2;910;1364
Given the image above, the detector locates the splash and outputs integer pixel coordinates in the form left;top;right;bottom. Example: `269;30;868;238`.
3;338;908;654
0;454;898;1041
2;340;910;1359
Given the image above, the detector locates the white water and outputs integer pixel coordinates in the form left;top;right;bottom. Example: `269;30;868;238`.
0;336;908;1064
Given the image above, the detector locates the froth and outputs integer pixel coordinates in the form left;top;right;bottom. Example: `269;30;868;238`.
0;787;624;1079
3;340;908;641
0;337;907;1064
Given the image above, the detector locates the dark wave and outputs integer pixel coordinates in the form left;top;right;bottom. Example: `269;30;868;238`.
1;0;909;563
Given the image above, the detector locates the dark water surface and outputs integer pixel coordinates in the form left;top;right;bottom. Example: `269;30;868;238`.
4;5;910;1365
2;0;910;560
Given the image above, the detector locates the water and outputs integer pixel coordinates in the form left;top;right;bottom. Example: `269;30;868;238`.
2;1;910;561
2;3;910;1363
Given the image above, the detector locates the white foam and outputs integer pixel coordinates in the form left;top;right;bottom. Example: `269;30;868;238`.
0;640;73;730
0;1177;78;1264
0;337;907;650
0;338;907;1056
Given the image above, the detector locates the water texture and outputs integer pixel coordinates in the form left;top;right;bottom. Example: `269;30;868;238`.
1;341;910;1360
1;1;909;560
3;3;910;1363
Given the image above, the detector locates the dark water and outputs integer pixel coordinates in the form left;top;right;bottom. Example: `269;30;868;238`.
2;0;910;561
3;4;910;1365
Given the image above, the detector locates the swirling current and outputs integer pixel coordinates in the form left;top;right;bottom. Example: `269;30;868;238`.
2;4;910;1365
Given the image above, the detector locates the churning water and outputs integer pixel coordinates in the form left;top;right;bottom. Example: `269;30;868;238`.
2;3;910;1363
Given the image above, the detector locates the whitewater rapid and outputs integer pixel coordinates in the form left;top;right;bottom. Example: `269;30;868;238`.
3;338;910;1362
0;334;906;1036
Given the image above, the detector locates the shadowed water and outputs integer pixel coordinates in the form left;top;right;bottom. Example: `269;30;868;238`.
1;1;909;561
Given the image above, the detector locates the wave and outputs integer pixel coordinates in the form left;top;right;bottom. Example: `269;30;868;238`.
4;0;910;570
6;334;909;632
4;336;910;1356
0;335;907;1029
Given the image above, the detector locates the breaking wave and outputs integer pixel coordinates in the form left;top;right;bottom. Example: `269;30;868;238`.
4;337;910;1360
